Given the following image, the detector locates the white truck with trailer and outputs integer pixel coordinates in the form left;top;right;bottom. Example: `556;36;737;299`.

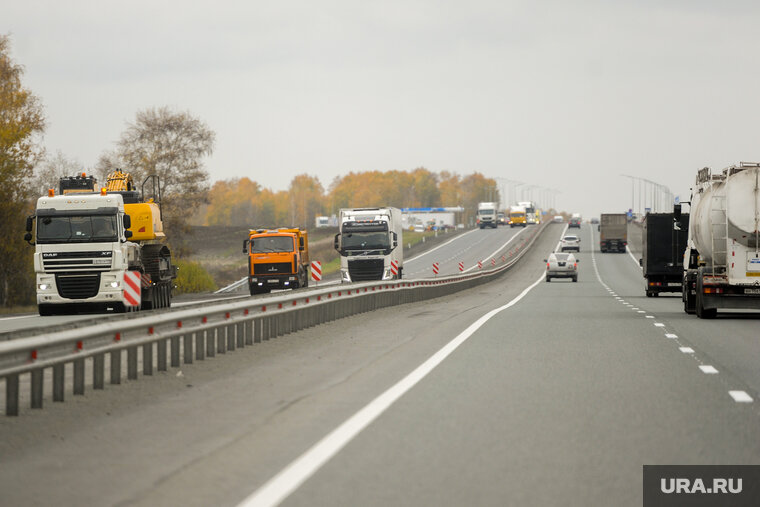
334;207;403;282
680;163;760;318
25;172;175;315
477;202;499;229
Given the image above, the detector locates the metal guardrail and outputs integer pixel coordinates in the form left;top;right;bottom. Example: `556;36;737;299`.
0;222;548;416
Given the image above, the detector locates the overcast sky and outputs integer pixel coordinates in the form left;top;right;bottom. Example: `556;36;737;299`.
6;0;760;218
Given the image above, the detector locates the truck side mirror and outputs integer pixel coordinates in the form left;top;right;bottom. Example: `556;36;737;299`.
123;214;132;229
24;232;33;244
25;215;34;232
243;239;249;254
639;258;643;267
299;237;305;251
673;203;682;221
334;234;340;250
124;230;133;239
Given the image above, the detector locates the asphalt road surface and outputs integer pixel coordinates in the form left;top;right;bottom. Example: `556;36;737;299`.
1;222;759;506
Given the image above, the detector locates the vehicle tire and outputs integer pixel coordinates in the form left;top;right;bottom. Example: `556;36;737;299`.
546;276;551;282
683;279;696;314
695;276;717;319
38;304;54;316
646;291;653;297
572;276;578;282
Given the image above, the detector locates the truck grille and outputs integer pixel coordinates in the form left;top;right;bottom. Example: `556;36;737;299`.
55;273;101;299
348;259;384;281
43;251;112;272
253;262;293;275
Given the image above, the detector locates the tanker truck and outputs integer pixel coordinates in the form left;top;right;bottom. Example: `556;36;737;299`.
679;163;760;318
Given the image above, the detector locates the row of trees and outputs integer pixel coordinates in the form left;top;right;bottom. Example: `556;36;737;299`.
202;170;500;229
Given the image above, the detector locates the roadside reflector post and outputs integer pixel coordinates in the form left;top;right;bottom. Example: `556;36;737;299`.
458;261;464;272
432;262;439;277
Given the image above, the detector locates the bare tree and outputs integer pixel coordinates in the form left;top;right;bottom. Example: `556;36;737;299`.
103;107;215;255
31;150;84;195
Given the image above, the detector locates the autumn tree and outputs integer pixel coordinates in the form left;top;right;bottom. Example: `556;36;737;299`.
288;174;324;229
98;107;215;255
0;34;46;306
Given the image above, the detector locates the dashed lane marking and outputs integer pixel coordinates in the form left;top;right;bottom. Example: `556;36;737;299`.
729;391;754;403
699;365;719;374
680;347;695;354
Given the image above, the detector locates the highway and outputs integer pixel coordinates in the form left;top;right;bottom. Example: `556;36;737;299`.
0;225;528;337
1;222;759;506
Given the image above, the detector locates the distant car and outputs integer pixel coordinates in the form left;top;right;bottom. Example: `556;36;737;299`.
568;217;581;228
497;212;506;226
545;252;578;282
413;224;425;233
560;235;580;252
553;215;564;223
590;217;599;224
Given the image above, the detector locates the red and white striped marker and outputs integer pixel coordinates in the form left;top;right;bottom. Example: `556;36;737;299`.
432;262;439;275
390;260;399;277
123;271;141;307
491;258;496;266
478;260;483;269
458;261;464;272
311;261;322;282
501;255;506;262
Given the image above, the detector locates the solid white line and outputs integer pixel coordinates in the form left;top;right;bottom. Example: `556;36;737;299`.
462;226;530;273
0;314;35;321
406;228;479;263
626;245;642;271
699;365;719;374
729;391;754;403
237;273;546;507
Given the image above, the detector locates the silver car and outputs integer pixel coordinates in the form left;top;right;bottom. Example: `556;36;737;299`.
545;252;578;282
560;235;580;252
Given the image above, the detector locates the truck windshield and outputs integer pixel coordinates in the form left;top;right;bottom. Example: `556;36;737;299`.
478;209;495;215
37;215;118;244
252;236;294;253
342;232;390;251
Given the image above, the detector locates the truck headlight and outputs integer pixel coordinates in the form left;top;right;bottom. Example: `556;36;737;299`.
38;283;50;290
109;281;120;288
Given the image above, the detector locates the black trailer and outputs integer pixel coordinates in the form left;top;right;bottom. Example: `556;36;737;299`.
641;212;689;297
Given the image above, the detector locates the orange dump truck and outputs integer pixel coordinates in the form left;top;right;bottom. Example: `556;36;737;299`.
243;228;310;295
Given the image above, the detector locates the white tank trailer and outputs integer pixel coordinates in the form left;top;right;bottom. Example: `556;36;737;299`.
680;162;760;318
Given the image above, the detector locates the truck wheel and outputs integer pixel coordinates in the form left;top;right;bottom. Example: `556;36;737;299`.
695;278;717;319
545;276;551;282
572;276;578;282
646;291;652;297
683;281;696;314
38;304;54;316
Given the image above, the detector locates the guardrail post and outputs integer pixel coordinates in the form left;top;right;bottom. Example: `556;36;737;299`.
53;364;64;402
94;353;105;389
74;358;85;393
207;329;216;358
31;368;43;409
171;336;181;366
237;323;244;348
245;320;254;345
254;318;262;343
218;327;227;354
262;317;271;341
184;334;193;364
227;325;236;351
196;332;205;360
143;344;153;376
6;374;19;416
111;350;121;385
157;339;167;372
127;347;138;380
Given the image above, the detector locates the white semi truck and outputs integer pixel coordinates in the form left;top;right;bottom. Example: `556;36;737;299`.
477;202;499;229
334;207;403;282
680;162;760;318
25;172;176;315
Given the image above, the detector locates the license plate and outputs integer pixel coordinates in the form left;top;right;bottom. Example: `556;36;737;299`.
745;288;760;294
267;279;279;284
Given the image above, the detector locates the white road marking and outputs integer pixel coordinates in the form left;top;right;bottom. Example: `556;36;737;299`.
237;274;547;507
631;308;639;311
665;333;678;339
654;323;665;327
699;365;719;374
0;314;35;321
637;310;645;313
626;245;642;271
729;391;754;403
406;229;479;263
462;227;531;273
679;347;695;354
645;315;654;319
